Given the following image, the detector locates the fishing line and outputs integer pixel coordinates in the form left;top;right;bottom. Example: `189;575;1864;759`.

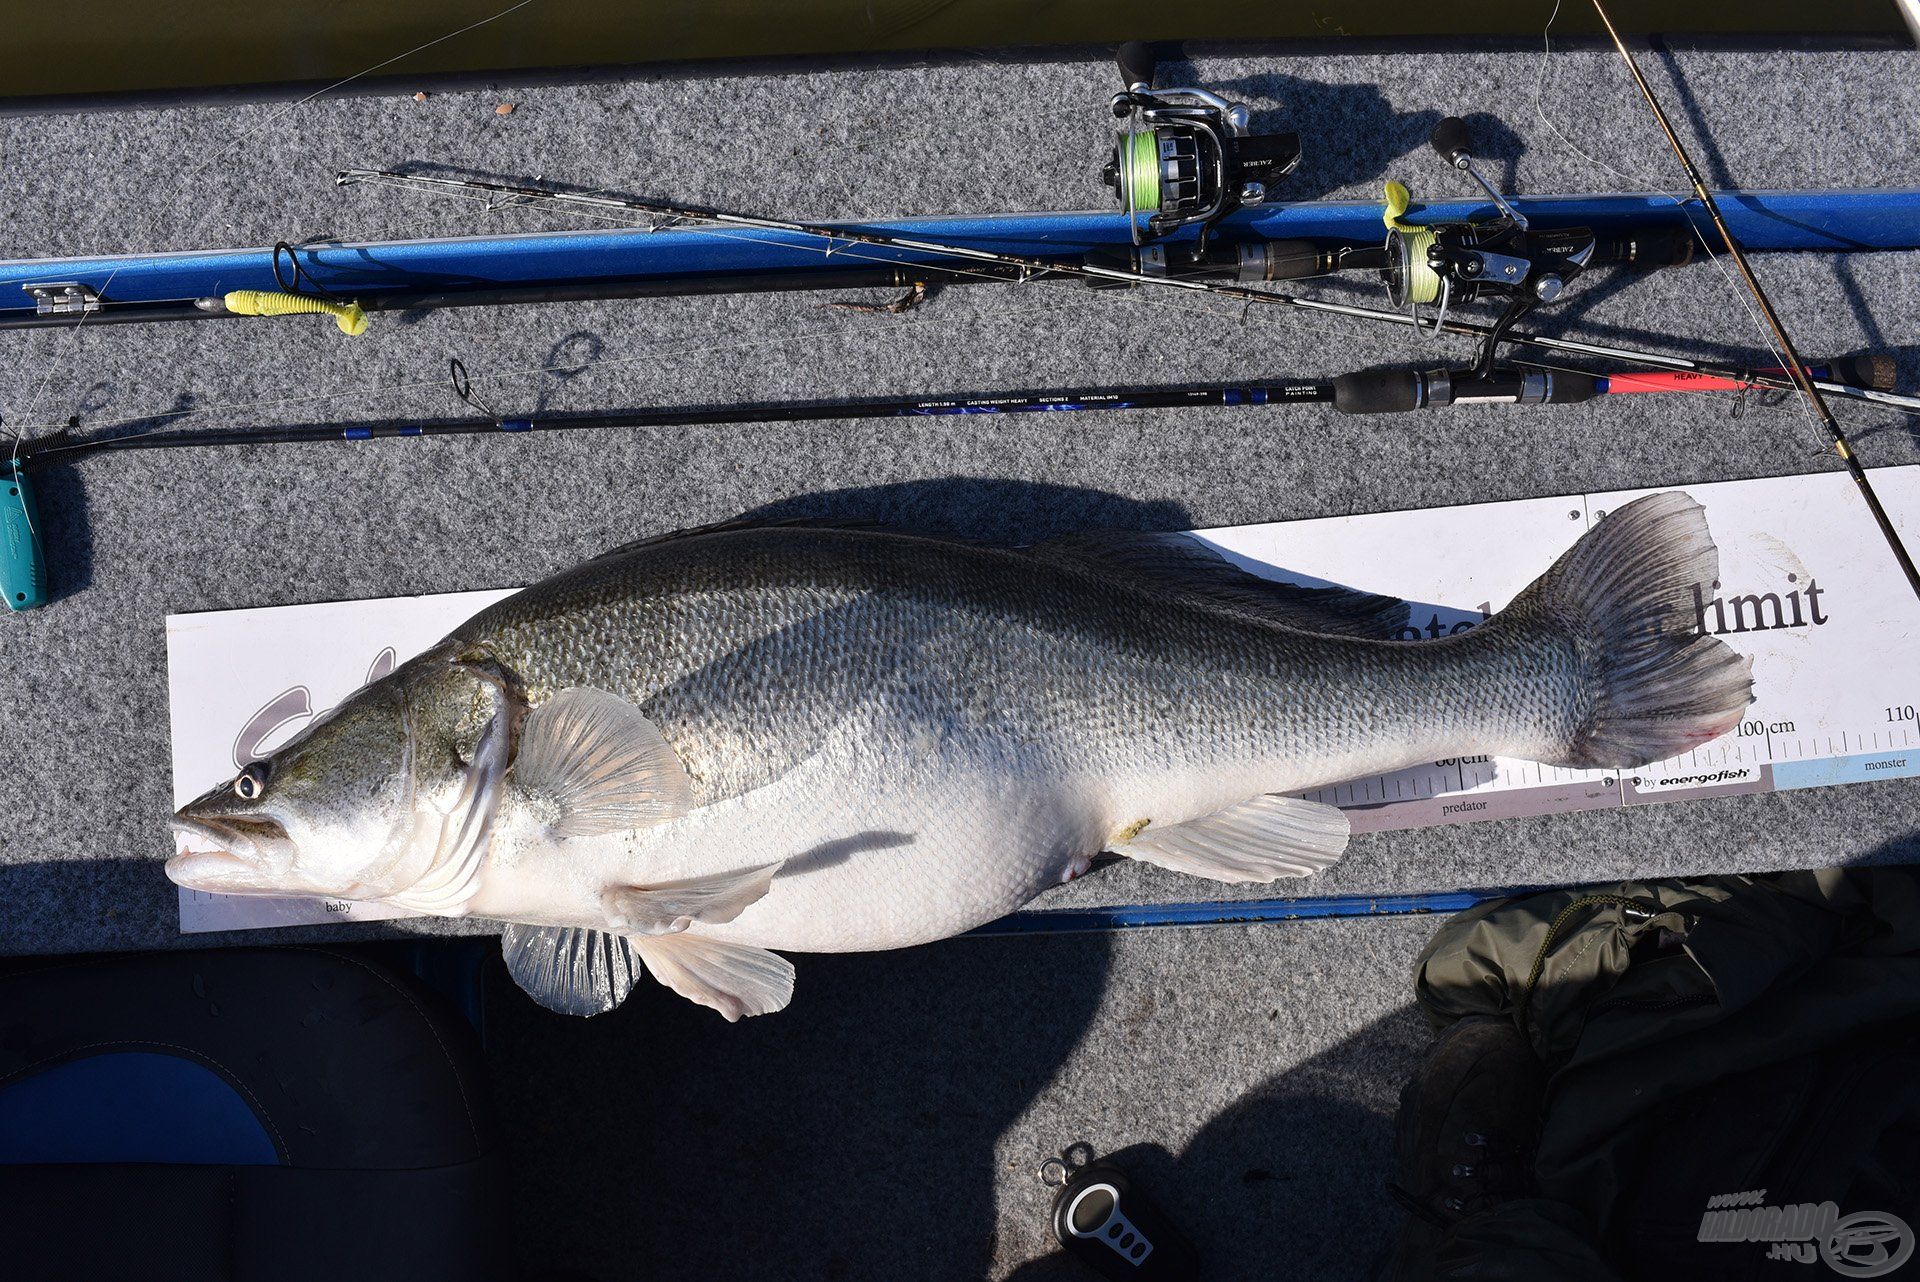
4;0;552;543
1532;1;1687;193
16;30;1912;503
18;291;1104;448
345;168;1359;287
1532;0;1819;439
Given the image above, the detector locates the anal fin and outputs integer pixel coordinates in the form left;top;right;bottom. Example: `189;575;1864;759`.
630;934;795;1022
1116;793;1349;883
601;861;784;935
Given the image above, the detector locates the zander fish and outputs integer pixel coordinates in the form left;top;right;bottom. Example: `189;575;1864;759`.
169;492;1751;1019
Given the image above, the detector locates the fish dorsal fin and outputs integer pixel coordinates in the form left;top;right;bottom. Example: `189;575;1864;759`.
600;861;785;935
515;688;695;837
1029;530;1409;639
1115;794;1350;882
501;924;645;1016
630;935;795;1022
584;516;926;565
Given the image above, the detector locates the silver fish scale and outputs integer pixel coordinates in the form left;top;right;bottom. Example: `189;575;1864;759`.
452;525;1571;809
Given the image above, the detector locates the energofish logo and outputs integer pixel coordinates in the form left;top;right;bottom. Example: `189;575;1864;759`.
1698;1190;1914;1276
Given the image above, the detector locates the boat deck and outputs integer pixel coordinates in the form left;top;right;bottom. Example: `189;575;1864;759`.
3;36;1917;1278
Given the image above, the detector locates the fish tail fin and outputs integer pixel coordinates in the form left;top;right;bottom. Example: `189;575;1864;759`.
1491;491;1752;768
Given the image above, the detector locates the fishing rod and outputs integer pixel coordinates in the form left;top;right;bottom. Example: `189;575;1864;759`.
1;351;1894;614
28;357;1902;460
316;40;1914;415
1591;0;1920;602
332;167;1919;419
7;40;1916;614
5;46;1914;422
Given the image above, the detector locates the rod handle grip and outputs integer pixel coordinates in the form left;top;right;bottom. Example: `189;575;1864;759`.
1823;352;1896;391
1333;369;1423;414
223;290;368;335
1;461;48;612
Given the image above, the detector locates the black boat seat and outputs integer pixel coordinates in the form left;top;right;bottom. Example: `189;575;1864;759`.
0;946;511;1282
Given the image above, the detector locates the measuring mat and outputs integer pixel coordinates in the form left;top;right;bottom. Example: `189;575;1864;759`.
166;467;1920;934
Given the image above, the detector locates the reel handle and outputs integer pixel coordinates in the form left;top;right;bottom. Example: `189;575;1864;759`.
1116;41;1157;91
1430;116;1475;168
0;458;48;612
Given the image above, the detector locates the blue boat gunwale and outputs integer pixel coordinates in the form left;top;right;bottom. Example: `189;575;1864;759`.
3;187;1916;313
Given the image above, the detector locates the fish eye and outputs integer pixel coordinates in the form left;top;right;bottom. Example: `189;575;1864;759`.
233;763;270;802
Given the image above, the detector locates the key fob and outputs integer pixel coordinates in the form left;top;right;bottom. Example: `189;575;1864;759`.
1050;1159;1197;1278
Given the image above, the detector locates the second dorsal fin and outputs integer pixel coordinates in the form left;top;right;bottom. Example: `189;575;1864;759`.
1029;530;1409;639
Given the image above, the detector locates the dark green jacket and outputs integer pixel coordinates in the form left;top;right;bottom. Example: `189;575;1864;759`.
1414;868;1920;1278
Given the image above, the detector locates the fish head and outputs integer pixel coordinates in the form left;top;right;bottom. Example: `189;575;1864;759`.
168;647;524;907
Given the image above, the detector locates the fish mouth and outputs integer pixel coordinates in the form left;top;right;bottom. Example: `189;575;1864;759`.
166;814;293;894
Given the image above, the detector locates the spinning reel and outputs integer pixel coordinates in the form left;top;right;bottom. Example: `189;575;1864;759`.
1329;116;1697;410
1086;59;1699;409
1101;41;1300;258
1384;117;1602;375
1353;114;1696;403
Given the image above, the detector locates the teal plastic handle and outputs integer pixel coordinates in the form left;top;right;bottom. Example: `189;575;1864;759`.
1;460;48;611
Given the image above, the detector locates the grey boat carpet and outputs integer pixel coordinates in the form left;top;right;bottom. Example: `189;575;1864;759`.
1;30;1916;1279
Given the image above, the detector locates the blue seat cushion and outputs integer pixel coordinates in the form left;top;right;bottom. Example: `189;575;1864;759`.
0;1050;279;1165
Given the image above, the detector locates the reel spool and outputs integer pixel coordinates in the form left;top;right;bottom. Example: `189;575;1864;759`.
1102;41;1300;250
1383;224;1446;310
1382;216;1607;313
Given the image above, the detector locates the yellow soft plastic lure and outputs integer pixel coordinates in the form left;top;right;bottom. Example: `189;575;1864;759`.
1381;179;1418;232
222;289;368;336
1381;183;1441;305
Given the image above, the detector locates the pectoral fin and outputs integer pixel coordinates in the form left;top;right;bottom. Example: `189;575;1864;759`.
1115;794;1349;882
631;935;795;1021
500;924;644;1017
600;861;785;935
515;687;695;836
